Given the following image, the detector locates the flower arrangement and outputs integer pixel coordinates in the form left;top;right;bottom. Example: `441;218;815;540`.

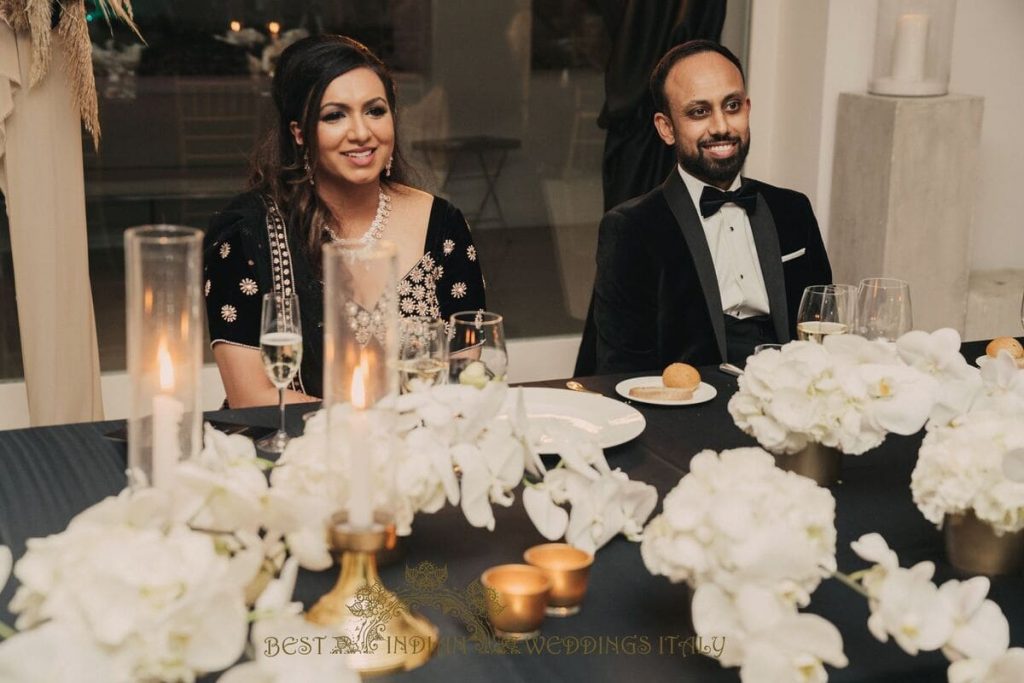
849;534;1023;681
641;447;845;681
641;447;1024;682
273;382;657;558
728;330;984;456
911;351;1024;534
0;383;657;680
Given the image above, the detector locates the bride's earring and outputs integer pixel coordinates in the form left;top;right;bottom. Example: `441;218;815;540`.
385;155;393;178
303;150;315;187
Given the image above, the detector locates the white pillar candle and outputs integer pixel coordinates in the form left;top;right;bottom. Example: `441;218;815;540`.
891;13;929;83
346;363;374;528
152;343;182;487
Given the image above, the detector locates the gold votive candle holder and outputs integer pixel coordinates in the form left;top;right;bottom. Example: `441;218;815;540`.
480;564;551;640
524;543;594;616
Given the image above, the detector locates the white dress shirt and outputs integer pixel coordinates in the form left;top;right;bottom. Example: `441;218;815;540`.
678;165;770;318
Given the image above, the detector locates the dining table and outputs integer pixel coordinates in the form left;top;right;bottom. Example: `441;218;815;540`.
1;338;1021;683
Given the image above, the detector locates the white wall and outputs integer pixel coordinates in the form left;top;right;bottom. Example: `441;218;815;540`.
949;0;1024;270
746;0;1024;276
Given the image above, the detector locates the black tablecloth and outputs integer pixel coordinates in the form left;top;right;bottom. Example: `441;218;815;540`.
1;339;1021;683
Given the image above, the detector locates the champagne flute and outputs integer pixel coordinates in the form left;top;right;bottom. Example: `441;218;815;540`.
397;317;449;393
856;277;912;341
796;284;857;343
449;311;508;387
256;293;302;453
1019;287;1023;332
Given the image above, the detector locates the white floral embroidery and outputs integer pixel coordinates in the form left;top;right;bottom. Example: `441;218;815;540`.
398;280;412;296
401;298;416;314
220;304;238;322
443;239;455;256
219;243;231;259
422;253;435;270
411;284;426;301
204;280;211;297
466;245;477;262
451;282;467;299
239;278;258;296
435;265;444;280
409;265;424;284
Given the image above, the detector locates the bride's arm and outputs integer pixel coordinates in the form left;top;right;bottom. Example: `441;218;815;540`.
213;344;317;408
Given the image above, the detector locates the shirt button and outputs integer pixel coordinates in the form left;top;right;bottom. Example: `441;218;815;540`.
740;274;745;279
729;226;735;232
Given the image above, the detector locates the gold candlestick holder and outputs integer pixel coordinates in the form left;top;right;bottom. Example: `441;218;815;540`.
306;512;438;676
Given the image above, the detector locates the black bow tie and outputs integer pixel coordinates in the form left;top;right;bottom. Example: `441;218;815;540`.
699;183;758;218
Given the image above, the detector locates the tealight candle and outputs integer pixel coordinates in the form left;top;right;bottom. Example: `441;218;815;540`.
524;543;593;616
480;564;551;639
229;20;242;33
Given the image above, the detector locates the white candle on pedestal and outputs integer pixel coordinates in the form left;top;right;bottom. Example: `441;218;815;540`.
152;343;183;487
347;361;373;528
891;13;929;83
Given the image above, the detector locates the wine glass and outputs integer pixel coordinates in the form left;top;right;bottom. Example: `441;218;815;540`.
256;293;302;453
397;317;449;393
856;278;912;341
1019;287;1023;332
796;284;857;343
449;311;508;387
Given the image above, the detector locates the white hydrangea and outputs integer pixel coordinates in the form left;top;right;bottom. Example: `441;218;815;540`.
640;448;837;606
912;409;1024;533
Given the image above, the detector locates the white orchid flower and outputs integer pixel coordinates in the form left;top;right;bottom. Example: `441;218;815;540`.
948;648;1024;683
522;485;569;540
0;620;116;682
866;561;955;655
938;577;1010;661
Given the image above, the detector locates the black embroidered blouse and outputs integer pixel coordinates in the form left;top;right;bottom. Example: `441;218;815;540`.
203;191;486;399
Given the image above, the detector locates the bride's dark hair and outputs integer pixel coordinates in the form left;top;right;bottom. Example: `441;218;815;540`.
249;35;410;274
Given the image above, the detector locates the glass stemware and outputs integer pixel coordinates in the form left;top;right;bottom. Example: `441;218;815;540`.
796;284;857;343
256;293;302;453
1019;287;1023;333
449;311;508;387
856;277;912;341
397;317;449;393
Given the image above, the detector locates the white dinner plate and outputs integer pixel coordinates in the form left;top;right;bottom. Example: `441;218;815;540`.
614;377;718;406
502;388;646;453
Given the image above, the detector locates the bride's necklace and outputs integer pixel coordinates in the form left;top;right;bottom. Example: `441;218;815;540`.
323;189;391;244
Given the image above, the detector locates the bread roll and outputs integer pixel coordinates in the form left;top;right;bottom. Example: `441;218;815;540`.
662;363;701;391
986;337;1024;360
629;386;694;401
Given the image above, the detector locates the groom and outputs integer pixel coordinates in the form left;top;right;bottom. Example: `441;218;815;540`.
575;40;832;375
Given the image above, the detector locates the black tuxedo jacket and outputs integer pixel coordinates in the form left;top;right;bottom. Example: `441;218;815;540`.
575;170;832;375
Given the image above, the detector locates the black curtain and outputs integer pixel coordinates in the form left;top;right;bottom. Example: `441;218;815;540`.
598;0;727;211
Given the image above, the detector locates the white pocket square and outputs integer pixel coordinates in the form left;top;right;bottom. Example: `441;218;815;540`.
781;248;806;263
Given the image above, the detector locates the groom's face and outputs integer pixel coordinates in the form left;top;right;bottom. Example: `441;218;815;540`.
653;52;751;190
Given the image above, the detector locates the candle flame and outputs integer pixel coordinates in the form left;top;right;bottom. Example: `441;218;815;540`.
157;341;175;391
229;20;242;32
268;21;281;35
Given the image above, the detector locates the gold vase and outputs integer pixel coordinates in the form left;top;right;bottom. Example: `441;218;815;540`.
772;442;842;486
306;515;438;676
945;509;1024;576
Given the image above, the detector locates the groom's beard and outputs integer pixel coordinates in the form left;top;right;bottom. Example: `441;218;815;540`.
678;133;751;186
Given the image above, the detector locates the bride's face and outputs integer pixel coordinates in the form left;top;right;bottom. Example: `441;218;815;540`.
292;67;395;189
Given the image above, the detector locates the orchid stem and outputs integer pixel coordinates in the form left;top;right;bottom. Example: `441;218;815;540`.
831;570;870;598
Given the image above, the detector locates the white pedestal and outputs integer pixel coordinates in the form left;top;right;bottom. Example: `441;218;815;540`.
828;93;983;333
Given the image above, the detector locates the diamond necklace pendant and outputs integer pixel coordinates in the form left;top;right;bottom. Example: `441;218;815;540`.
323;189;391;244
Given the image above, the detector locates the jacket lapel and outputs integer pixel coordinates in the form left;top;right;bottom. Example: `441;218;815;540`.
661;171;727;361
747;186;790;342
